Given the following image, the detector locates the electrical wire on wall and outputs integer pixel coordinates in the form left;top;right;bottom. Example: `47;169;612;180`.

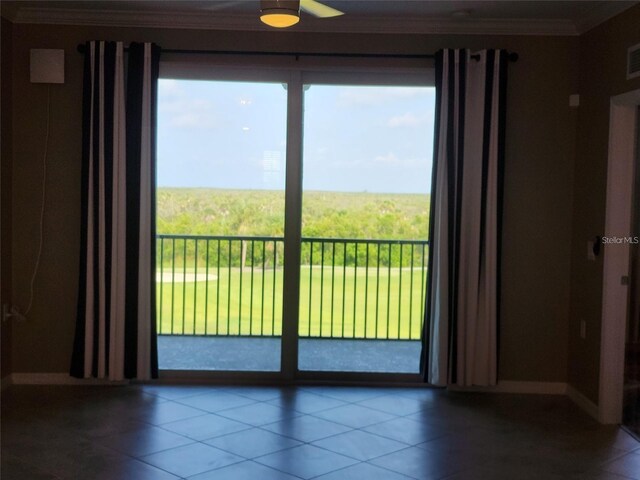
23;84;51;317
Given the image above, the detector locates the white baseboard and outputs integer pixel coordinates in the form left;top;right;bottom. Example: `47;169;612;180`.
495;380;568;395
10;373;129;386
449;381;605;421
4;374;604;423
566;384;600;421
449;381;568;395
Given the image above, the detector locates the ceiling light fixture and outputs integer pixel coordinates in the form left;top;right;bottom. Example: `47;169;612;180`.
260;0;300;28
259;0;344;29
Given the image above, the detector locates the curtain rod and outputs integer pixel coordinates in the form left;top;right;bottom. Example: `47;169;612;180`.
75;44;519;62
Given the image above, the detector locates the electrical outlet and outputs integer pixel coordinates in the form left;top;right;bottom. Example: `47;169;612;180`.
580;319;586;339
2;304;25;322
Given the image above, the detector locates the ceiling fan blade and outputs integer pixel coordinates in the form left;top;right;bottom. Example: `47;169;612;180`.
300;0;344;18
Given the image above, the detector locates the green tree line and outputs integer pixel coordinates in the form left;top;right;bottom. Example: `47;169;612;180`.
157;188;431;268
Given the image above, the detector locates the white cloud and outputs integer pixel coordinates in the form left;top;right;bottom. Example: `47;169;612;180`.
403;157;430;167
170;113;207;128
158;80;219;129
374;152;429;167
159;98;217;129
161;98;209;114
374;152;400;165
387;112;424;128
158;79;182;97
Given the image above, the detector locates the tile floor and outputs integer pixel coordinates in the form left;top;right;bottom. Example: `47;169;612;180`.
1;384;639;479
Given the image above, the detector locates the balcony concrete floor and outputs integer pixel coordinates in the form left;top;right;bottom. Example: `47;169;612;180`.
158;335;422;373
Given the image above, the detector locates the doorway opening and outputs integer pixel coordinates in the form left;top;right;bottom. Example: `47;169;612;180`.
600;89;640;427
622;105;640;437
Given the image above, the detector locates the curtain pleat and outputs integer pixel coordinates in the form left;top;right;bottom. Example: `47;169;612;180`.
71;40;160;381
125;42;160;380
423;49;509;387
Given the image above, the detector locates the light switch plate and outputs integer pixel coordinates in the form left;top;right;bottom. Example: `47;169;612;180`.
569;94;580;107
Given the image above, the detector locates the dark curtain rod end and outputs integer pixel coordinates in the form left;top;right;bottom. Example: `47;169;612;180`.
77;44;86;54
508;52;519;62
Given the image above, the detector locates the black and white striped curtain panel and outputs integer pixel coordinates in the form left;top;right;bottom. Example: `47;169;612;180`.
423;49;508;387
70;41;161;381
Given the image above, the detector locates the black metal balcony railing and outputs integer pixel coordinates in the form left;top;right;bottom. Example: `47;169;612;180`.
156;234;429;340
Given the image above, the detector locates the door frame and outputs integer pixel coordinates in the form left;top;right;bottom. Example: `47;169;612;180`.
157;58;435;382
600;88;640;424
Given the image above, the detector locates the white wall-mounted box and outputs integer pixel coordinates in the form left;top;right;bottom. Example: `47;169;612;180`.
30;49;65;84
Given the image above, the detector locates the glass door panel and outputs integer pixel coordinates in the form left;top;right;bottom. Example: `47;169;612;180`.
156;79;287;371
298;84;435;373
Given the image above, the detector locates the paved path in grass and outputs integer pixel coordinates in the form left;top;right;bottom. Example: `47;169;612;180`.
156;272;218;283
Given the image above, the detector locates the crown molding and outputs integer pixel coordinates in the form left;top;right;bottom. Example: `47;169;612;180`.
575;1;638;34
7;7;582;36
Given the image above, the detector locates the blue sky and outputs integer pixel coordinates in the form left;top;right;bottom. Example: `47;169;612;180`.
157;79;435;194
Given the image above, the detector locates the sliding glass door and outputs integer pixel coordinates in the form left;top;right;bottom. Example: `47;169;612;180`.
156;78;287;372
298;81;435;373
155;65;434;379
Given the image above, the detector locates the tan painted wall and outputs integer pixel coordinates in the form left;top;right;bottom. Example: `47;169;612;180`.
1;17;14;380
8;22;577;381
568;5;640;404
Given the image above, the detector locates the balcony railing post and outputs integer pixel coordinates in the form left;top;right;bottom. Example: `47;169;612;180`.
227;240;232;335
193;239;199;334
330;242;336;338
272;240;277;335
341;241;347;338
420;243;427;340
409;242;414;340
308;241;314;336
249;240;255;335
216;239;221;335
182;239;187;334
159;237;164;334
204;239;210;335
375;243;381;339
397;244;403;339
261;240;266;336
171;238;176;335
352;243;358;338
319;241;325;337
364;242;369;338
387;243;392;340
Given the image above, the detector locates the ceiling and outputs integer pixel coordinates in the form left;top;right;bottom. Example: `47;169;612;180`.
1;1;637;36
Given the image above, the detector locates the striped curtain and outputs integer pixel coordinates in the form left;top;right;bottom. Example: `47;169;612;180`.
423;49;509;387
70;41;160;381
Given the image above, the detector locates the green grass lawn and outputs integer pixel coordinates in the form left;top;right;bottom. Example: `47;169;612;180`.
156;188;431;340
156;265;427;340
